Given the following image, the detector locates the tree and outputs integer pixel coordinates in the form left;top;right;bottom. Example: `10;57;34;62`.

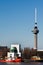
23;47;31;59
11;47;17;53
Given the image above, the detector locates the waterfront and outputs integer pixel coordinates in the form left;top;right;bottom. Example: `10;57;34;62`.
0;62;43;65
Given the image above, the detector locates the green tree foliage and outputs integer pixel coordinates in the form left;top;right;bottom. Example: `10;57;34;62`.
11;47;17;53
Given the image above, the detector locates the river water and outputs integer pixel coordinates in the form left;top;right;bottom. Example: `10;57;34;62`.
0;62;43;65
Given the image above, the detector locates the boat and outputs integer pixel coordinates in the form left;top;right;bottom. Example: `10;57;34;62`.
0;58;21;62
31;56;43;62
0;44;21;62
6;58;21;62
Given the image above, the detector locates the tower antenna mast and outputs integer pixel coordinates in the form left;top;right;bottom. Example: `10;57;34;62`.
35;8;37;25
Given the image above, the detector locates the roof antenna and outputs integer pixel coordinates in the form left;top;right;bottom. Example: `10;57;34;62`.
35;8;37;26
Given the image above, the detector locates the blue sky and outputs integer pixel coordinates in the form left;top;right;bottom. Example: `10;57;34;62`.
0;0;43;49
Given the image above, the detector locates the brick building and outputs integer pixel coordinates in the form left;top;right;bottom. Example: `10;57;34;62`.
0;46;10;59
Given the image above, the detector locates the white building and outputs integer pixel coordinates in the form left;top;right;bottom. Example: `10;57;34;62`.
7;44;21;60
11;44;21;57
